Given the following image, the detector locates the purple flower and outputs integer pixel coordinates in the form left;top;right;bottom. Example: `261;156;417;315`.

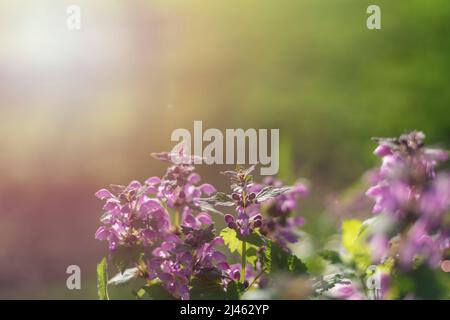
398;220;443;269
219;167;308;244
147;227;231;300
259;178;308;249
95;180;171;250
95;148;230;300
366;131;450;269
149;151;216;212
327;282;365;300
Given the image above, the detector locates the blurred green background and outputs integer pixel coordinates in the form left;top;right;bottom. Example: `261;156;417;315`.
0;0;449;298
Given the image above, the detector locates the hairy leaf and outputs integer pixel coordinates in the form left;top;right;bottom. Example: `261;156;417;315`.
196;202;225;216
255;186;291;203
261;239;307;275
108;267;139;286
319;250;343;265
199;192;235;207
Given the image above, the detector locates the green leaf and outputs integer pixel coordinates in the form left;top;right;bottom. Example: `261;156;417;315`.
390;265;450;300
261;239;307;275
226;281;245;300
255;186;291;203
190;270;228;300
196;202;225;216
220;228;262;268
199;192;235;207
134;287;147;299
341;219;371;271
110;245;143;273
97;257;109;300
143;283;175;300
358;216;379;237
288;253;308;275
108;267;139;286
319;250;342;264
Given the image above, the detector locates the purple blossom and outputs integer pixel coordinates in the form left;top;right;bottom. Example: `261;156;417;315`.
147;225;230;300
219;166;308;244
225;263;256;287
220;165;262;236
366;131;450;269
259;178;308;249
95;148;232;300
149;151;216;213
94;180;171;250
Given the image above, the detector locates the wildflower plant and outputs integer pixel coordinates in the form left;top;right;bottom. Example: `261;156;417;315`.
95;147;309;300
95;131;449;300
318;131;450;300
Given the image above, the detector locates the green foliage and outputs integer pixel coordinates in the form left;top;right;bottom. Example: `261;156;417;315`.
220;228;262;268
261;239;308;275
319;250;342;265
190;270;228;300
110;245;143;273
226;281;246;300
390;265;450;300
142;283;175;300
341;219;371;272
97;257;109;300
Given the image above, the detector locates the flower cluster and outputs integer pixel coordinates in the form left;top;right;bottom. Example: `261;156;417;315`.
95;148;231;300
366;131;450;268
222;165;263;236
150;149;216;215
220;166;308;249
94;181;171;250
147;224;230;299
259;177;308;249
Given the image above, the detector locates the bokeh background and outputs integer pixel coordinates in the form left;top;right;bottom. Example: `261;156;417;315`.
0;0;449;298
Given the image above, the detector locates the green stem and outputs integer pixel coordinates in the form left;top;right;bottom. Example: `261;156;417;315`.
174;209;181;228
241;240;247;283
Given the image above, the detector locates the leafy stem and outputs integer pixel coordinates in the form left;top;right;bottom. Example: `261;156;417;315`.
241;240;247;283
174;209;181;228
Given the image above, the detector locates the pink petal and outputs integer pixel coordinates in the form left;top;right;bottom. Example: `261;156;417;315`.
145;176;161;185
374;145;392;157
200;183;216;195
95;188;113;199
212;251;227;262
127;180;142;190
197;212;213;225
95;226;109;240
187;173;201;184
